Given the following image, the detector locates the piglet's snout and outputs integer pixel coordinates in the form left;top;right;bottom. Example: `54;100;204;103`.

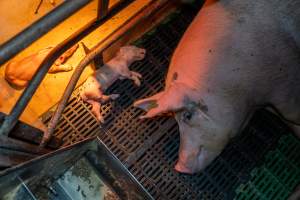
134;48;146;60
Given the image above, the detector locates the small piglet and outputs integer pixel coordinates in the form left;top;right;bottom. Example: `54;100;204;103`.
134;0;300;177
79;46;146;122
5;44;79;88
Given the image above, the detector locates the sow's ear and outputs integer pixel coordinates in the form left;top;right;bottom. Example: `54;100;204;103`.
134;92;165;118
134;85;186;119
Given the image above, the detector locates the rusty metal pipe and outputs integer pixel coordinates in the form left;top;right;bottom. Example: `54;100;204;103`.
41;0;142;146
41;26;125;146
97;0;110;20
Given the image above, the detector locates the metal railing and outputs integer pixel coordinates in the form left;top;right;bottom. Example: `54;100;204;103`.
0;0;133;142
0;0;92;66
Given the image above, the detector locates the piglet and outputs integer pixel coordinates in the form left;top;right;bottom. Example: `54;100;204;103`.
79;46;146;122
134;0;300;176
5;44;79;88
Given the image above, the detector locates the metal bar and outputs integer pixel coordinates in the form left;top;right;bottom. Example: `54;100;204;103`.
0;112;61;148
0;138;95;198
85;138;154;200
17;176;38;200
0;0;134;140
41;27;126;146
42;0;174;147
40;0;135;146
0;21;98;137
0;136;50;155
0;0;92;66
97;0;110;20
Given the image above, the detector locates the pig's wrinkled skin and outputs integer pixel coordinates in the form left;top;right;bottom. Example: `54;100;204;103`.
134;0;300;179
5;44;79;89
79;46;146;122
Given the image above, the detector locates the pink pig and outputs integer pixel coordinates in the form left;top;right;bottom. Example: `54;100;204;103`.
5;44;79;89
79;46;146;122
134;0;300;177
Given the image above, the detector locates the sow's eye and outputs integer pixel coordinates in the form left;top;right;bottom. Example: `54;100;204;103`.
182;110;193;122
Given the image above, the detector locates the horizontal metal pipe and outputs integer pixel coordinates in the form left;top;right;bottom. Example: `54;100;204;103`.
0;0;92;66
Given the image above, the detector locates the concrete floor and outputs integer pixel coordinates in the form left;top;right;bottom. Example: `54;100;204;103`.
0;0;153;129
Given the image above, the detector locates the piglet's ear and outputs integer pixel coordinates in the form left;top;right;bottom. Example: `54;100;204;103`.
134;85;186;119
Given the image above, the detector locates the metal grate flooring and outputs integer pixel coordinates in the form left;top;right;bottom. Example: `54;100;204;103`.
42;3;300;200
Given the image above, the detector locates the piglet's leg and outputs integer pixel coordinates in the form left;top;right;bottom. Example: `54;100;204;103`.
48;64;73;73
120;70;142;86
54;44;79;66
100;94;120;103
88;100;104;123
86;94;119;123
88;94;120;104
129;71;142;86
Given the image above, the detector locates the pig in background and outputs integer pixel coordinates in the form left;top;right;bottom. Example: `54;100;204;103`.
134;0;300;198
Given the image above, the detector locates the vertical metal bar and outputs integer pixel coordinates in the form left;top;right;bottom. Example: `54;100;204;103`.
0;0;92;66
97;0;110;20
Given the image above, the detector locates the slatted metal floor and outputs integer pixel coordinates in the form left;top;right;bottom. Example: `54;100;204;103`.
42;3;300;199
